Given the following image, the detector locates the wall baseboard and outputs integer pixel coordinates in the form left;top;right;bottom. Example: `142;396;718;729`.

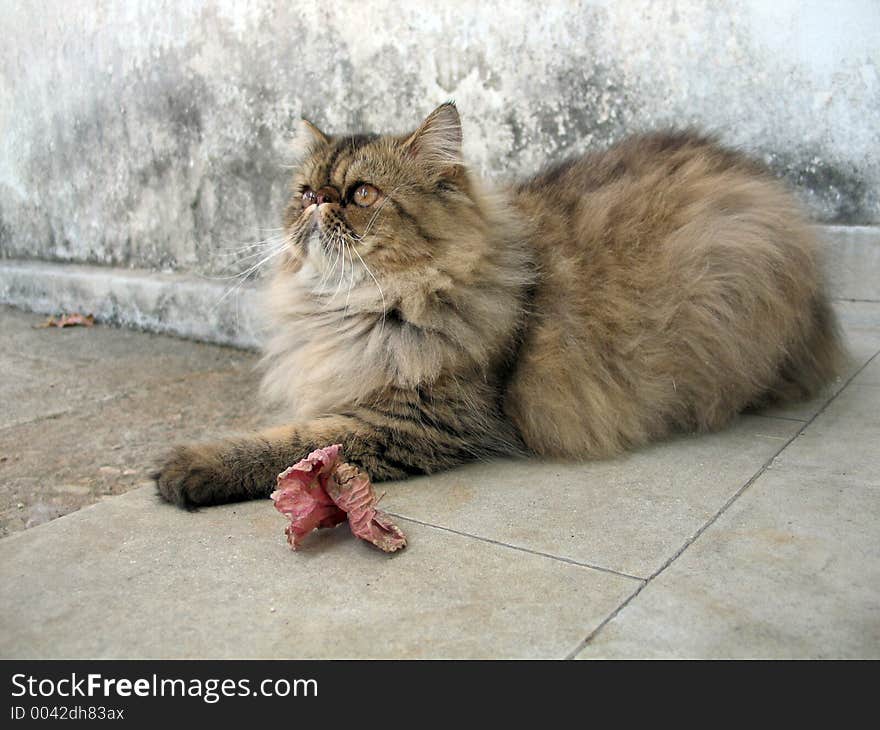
1;226;877;348
0;260;262;349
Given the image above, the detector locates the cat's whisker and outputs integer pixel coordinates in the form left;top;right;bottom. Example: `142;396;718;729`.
343;242;356;315
218;238;284;259
320;230;345;309
315;240;335;289
218;241;274;256
212;242;288;310
218;229;288;255
211;234;291;278
350;243;387;334
329;233;348;304
317;237;341;291
230;240;288;280
208;241;287;281
218;242;285;268
315;228;340;296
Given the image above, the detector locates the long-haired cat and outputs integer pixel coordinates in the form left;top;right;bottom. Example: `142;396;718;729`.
155;102;844;507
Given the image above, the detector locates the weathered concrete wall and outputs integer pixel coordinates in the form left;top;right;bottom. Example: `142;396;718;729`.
1;0;878;280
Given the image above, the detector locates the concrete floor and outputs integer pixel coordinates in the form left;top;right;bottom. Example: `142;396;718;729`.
0;249;878;656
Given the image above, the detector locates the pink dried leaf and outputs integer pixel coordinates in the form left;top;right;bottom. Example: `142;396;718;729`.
271;444;407;553
270;444;345;550
326;463;407;553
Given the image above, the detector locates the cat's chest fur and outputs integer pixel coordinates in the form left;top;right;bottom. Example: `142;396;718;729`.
258;260;493;419
258;263;386;418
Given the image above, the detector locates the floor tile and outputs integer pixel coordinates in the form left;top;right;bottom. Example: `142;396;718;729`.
383;416;799;579
822;226;880;302
0;486;640;659
858;355;880;387
772;382;880;481
575;382;880;658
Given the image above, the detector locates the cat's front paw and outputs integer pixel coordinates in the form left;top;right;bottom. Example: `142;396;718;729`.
153;443;232;508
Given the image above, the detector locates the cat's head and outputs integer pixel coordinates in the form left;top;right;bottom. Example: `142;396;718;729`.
280;103;487;286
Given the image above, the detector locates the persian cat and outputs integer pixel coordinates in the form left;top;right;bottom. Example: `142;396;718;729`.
156;103;843;507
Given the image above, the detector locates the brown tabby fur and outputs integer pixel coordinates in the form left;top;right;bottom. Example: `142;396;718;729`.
155;103;844;507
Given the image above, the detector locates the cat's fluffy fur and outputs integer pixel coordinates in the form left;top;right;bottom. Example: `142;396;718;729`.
155;103;844;507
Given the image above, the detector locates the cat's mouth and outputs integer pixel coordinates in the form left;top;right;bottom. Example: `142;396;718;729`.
293;205;364;273
296;208;325;253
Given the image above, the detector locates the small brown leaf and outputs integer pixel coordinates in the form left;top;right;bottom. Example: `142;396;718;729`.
34;313;95;329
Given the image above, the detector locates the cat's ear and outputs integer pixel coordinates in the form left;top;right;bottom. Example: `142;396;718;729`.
402;102;462;171
299;119;329;145
290;118;329;161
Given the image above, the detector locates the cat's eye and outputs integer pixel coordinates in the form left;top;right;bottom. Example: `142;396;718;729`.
353;184;381;207
301;188;317;208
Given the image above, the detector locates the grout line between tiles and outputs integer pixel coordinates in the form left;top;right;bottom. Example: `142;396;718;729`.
564;346;880;659
387;512;647;583
754;414;808;423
